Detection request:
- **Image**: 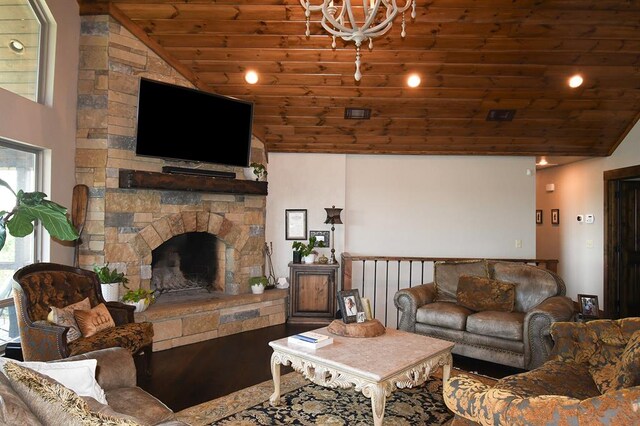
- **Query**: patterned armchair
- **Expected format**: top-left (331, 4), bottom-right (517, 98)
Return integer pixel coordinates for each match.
top-left (12, 263), bottom-right (154, 373)
top-left (443, 317), bottom-right (640, 425)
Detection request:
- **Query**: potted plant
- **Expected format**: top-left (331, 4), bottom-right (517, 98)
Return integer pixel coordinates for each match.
top-left (244, 162), bottom-right (268, 181)
top-left (0, 178), bottom-right (79, 252)
top-left (121, 287), bottom-right (155, 313)
top-left (93, 263), bottom-right (129, 302)
top-left (292, 236), bottom-right (325, 264)
top-left (249, 276), bottom-right (269, 294)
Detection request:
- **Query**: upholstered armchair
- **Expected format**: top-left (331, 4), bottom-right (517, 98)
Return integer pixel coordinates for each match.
top-left (12, 263), bottom-right (154, 373)
top-left (443, 318), bottom-right (640, 425)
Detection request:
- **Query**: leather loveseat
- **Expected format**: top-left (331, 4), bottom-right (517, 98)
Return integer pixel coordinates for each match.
top-left (394, 259), bottom-right (575, 370)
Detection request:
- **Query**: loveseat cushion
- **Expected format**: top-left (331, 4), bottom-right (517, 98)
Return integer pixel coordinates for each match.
top-left (466, 311), bottom-right (525, 341)
top-left (495, 359), bottom-right (600, 400)
top-left (612, 330), bottom-right (640, 390)
top-left (434, 260), bottom-right (488, 302)
top-left (416, 301), bottom-right (473, 330)
top-left (456, 275), bottom-right (515, 312)
top-left (489, 261), bottom-right (560, 312)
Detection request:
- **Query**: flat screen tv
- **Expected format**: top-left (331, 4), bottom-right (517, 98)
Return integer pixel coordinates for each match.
top-left (135, 77), bottom-right (253, 168)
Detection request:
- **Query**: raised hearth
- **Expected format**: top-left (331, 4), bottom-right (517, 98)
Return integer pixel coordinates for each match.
top-left (136, 288), bottom-right (288, 352)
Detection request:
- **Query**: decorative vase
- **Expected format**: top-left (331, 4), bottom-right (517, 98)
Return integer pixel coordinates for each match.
top-left (293, 251), bottom-right (302, 264)
top-left (101, 282), bottom-right (120, 302)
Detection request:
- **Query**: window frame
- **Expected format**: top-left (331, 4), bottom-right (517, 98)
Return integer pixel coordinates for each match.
top-left (0, 138), bottom-right (44, 354)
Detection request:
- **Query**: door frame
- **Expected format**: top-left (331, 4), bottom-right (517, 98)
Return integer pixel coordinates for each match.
top-left (604, 164), bottom-right (640, 319)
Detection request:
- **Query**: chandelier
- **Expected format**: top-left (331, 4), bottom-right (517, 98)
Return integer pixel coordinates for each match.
top-left (300, 0), bottom-right (417, 81)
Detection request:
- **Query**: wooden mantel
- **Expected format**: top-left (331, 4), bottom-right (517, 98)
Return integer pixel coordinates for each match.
top-left (118, 169), bottom-right (267, 195)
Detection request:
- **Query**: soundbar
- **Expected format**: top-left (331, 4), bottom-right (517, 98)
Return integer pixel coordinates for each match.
top-left (162, 166), bottom-right (236, 179)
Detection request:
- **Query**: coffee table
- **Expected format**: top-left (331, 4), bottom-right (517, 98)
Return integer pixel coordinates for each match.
top-left (269, 326), bottom-right (454, 426)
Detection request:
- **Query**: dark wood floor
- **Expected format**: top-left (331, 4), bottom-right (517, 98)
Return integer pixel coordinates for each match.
top-left (137, 323), bottom-right (524, 412)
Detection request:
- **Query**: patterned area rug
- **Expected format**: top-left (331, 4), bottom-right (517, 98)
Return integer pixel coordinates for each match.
top-left (176, 368), bottom-right (495, 425)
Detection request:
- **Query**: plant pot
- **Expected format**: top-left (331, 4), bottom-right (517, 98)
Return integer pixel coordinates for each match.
top-left (303, 253), bottom-right (317, 264)
top-left (292, 251), bottom-right (302, 264)
top-left (243, 168), bottom-right (256, 180)
top-left (251, 284), bottom-right (265, 294)
top-left (101, 282), bottom-right (120, 302)
top-left (124, 299), bottom-right (150, 313)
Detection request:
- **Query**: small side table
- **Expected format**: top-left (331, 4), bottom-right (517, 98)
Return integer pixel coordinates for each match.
top-left (288, 262), bottom-right (339, 324)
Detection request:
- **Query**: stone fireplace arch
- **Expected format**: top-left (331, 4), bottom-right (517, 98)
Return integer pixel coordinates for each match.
top-left (128, 211), bottom-right (252, 295)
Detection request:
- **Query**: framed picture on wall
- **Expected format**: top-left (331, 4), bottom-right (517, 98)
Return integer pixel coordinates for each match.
top-left (551, 209), bottom-right (560, 225)
top-left (285, 209), bottom-right (307, 240)
top-left (536, 210), bottom-right (543, 224)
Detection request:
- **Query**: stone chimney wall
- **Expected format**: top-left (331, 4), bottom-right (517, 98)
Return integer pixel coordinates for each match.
top-left (75, 15), bottom-right (267, 298)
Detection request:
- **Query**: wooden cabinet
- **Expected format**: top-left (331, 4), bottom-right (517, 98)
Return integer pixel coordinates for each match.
top-left (288, 262), bottom-right (339, 324)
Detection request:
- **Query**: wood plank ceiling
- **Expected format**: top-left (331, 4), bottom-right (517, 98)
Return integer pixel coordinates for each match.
top-left (77, 0), bottom-right (640, 158)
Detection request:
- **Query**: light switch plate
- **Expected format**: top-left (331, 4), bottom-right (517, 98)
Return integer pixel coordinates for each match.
top-left (585, 214), bottom-right (594, 224)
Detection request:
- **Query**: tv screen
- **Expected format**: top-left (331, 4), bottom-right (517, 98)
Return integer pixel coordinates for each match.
top-left (135, 78), bottom-right (253, 168)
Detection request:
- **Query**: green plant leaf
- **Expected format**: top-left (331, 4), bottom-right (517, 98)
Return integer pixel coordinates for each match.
top-left (0, 223), bottom-right (5, 252)
top-left (0, 179), bottom-right (16, 197)
top-left (10, 202), bottom-right (79, 241)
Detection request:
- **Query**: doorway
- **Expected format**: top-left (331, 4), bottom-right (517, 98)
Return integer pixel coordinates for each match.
top-left (604, 164), bottom-right (640, 319)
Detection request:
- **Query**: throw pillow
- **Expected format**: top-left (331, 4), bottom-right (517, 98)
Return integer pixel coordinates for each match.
top-left (433, 259), bottom-right (488, 302)
top-left (456, 275), bottom-right (516, 312)
top-left (0, 357), bottom-right (107, 404)
top-left (47, 297), bottom-right (91, 342)
top-left (74, 303), bottom-right (116, 338)
top-left (3, 361), bottom-right (140, 425)
top-left (611, 329), bottom-right (640, 391)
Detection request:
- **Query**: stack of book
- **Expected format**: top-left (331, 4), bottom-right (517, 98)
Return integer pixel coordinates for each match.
top-left (287, 331), bottom-right (334, 349)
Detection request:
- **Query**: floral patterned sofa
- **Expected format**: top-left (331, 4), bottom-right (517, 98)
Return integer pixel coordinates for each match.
top-left (443, 317), bottom-right (640, 425)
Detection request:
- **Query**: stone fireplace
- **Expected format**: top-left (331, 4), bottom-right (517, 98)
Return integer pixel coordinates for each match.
top-left (74, 15), bottom-right (286, 351)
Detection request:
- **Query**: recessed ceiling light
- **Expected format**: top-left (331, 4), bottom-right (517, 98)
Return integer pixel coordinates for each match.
top-left (537, 157), bottom-right (548, 166)
top-left (8, 39), bottom-right (25, 55)
top-left (407, 74), bottom-right (421, 88)
top-left (568, 74), bottom-right (583, 88)
top-left (245, 70), bottom-right (259, 84)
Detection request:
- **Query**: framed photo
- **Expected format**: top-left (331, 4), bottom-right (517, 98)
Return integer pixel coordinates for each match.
top-left (309, 230), bottom-right (330, 247)
top-left (551, 209), bottom-right (560, 225)
top-left (337, 289), bottom-right (363, 323)
top-left (578, 294), bottom-right (599, 318)
top-left (536, 209), bottom-right (543, 225)
top-left (285, 209), bottom-right (307, 240)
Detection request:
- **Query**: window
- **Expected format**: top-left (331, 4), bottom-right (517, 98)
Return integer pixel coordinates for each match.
top-left (0, 0), bottom-right (50, 102)
top-left (0, 139), bottom-right (42, 352)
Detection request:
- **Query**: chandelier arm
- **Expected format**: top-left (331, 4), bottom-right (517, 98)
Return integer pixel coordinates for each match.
top-left (382, 0), bottom-right (414, 14)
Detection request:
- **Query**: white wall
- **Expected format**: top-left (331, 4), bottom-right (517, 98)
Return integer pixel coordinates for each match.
top-left (265, 153), bottom-right (347, 280)
top-left (536, 123), bottom-right (640, 302)
top-left (0, 0), bottom-right (79, 264)
top-left (266, 153), bottom-right (537, 285)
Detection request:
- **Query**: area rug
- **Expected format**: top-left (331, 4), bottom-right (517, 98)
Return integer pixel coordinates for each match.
top-left (176, 368), bottom-right (495, 425)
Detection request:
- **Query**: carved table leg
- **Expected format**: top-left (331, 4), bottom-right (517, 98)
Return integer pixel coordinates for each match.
top-left (269, 352), bottom-right (282, 406)
top-left (363, 383), bottom-right (387, 426)
top-left (443, 353), bottom-right (452, 382)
